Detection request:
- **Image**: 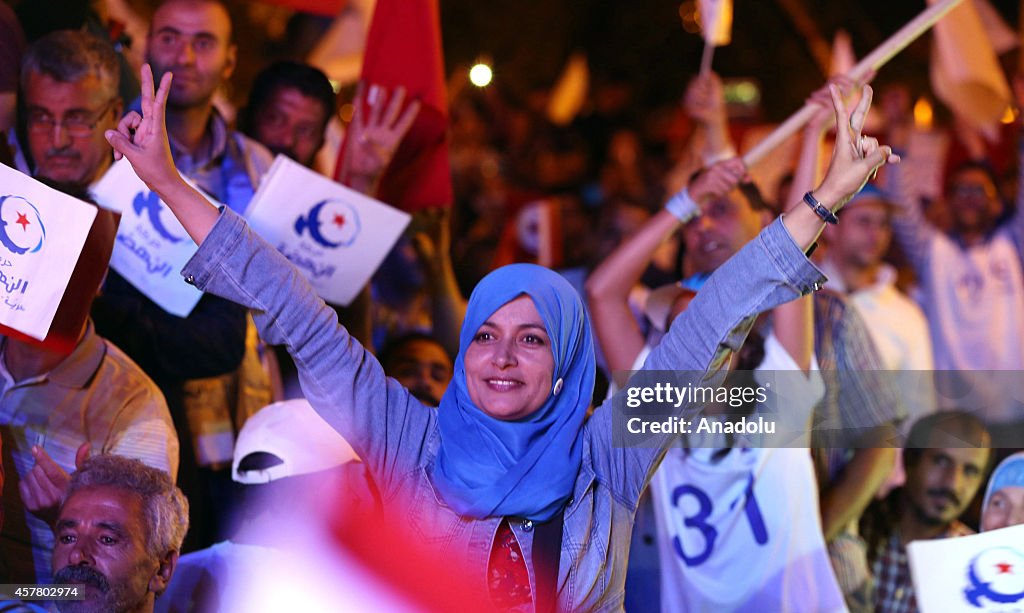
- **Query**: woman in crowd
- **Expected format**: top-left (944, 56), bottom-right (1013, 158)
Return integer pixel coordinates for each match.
top-left (981, 452), bottom-right (1024, 532)
top-left (106, 65), bottom-right (896, 611)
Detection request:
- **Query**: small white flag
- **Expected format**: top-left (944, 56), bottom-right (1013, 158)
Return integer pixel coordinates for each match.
top-left (929, 0), bottom-right (1012, 129)
top-left (245, 155), bottom-right (411, 306)
top-left (909, 523), bottom-right (1024, 612)
top-left (92, 158), bottom-right (212, 317)
top-left (0, 163), bottom-right (97, 340)
top-left (699, 0), bottom-right (733, 47)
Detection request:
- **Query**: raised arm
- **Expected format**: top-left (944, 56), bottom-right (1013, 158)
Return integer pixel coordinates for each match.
top-left (411, 207), bottom-right (467, 359)
top-left (589, 83), bottom-right (900, 504)
top-left (684, 71), bottom-right (737, 164)
top-left (106, 65), bottom-right (432, 492)
top-left (878, 87), bottom-right (939, 273)
top-left (586, 158), bottom-right (746, 375)
top-left (774, 80), bottom-right (849, 374)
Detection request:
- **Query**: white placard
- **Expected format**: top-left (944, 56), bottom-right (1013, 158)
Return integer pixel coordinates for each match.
top-left (0, 163), bottom-right (97, 339)
top-left (245, 155), bottom-right (411, 306)
top-left (909, 523), bottom-right (1024, 611)
top-left (92, 158), bottom-right (206, 317)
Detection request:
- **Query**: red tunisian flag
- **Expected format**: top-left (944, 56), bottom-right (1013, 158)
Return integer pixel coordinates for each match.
top-left (336, 0), bottom-right (452, 211)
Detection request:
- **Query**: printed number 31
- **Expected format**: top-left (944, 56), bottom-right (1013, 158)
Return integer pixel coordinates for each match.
top-left (671, 475), bottom-right (768, 567)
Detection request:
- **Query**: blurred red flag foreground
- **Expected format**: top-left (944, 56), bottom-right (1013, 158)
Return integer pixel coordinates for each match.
top-left (337, 0), bottom-right (453, 211)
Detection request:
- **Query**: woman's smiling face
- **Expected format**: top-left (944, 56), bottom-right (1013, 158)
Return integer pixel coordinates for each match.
top-left (463, 295), bottom-right (555, 420)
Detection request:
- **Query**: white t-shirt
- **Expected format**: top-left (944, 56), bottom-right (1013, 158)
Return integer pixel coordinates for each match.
top-left (646, 333), bottom-right (846, 613)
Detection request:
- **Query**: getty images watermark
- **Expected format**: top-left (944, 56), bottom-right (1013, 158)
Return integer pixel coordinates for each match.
top-left (610, 369), bottom-right (1024, 449)
top-left (624, 382), bottom-right (775, 436)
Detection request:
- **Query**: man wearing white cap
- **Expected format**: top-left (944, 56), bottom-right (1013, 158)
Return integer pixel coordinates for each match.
top-left (155, 399), bottom-right (385, 612)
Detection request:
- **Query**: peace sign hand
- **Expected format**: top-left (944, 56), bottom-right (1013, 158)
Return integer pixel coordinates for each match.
top-left (105, 64), bottom-right (178, 192)
top-left (812, 84), bottom-right (900, 211)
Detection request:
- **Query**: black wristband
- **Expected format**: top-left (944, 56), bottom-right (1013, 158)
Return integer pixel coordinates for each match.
top-left (803, 191), bottom-right (839, 225)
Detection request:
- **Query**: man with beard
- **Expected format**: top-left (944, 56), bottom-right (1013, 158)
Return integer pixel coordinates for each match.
top-left (237, 60), bottom-right (419, 189)
top-left (144, 0), bottom-right (272, 211)
top-left (237, 61), bottom-right (335, 170)
top-left (861, 411), bottom-right (992, 613)
top-left (51, 454), bottom-right (188, 613)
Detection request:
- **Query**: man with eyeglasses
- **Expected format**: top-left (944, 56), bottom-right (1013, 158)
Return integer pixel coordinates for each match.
top-left (3, 29), bottom-right (180, 581)
top-left (16, 30), bottom-right (122, 189)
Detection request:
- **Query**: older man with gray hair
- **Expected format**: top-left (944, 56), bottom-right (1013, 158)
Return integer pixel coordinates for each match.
top-left (50, 454), bottom-right (188, 613)
top-left (15, 29), bottom-right (122, 188)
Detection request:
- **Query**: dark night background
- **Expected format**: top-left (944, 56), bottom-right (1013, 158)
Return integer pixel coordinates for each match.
top-left (438, 0), bottom-right (1022, 120)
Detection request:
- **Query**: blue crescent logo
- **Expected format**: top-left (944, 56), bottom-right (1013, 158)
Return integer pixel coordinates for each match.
top-left (133, 191), bottom-right (184, 244)
top-left (294, 199), bottom-right (361, 249)
top-left (964, 546), bottom-right (1024, 607)
top-left (0, 195), bottom-right (46, 255)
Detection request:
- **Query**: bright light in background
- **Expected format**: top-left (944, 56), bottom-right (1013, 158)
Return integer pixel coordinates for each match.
top-left (913, 96), bottom-right (933, 131)
top-left (678, 1), bottom-right (700, 34)
top-left (469, 63), bottom-right (493, 87)
top-left (1001, 105), bottom-right (1017, 124)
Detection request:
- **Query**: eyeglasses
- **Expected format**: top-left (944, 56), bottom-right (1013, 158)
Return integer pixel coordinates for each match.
top-left (26, 99), bottom-right (117, 138)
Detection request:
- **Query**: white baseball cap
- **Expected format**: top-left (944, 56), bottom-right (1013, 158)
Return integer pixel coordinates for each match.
top-left (232, 399), bottom-right (359, 485)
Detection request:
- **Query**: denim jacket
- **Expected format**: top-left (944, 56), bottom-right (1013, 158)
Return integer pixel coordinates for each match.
top-left (181, 210), bottom-right (825, 612)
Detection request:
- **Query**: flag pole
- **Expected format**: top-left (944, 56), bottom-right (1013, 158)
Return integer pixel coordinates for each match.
top-left (700, 41), bottom-right (715, 75)
top-left (742, 0), bottom-right (966, 166)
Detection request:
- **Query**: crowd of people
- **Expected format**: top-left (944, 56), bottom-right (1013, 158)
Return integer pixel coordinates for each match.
top-left (0, 0), bottom-right (1022, 612)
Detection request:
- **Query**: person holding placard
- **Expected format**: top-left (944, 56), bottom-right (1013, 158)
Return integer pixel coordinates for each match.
top-left (105, 62), bottom-right (897, 611)
top-left (0, 187), bottom-right (178, 586)
top-left (860, 411), bottom-right (992, 613)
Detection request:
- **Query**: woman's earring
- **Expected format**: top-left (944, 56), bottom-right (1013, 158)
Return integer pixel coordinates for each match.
top-left (553, 378), bottom-right (564, 396)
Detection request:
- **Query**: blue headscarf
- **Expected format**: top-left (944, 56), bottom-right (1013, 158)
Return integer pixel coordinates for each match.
top-left (983, 452), bottom-right (1024, 516)
top-left (432, 263), bottom-right (595, 521)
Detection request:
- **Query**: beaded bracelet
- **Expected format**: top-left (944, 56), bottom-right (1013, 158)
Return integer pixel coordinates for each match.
top-left (803, 191), bottom-right (839, 225)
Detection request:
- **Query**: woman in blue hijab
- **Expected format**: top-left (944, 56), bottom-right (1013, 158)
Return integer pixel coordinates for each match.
top-left (433, 264), bottom-right (595, 522)
top-left (111, 67), bottom-right (896, 611)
